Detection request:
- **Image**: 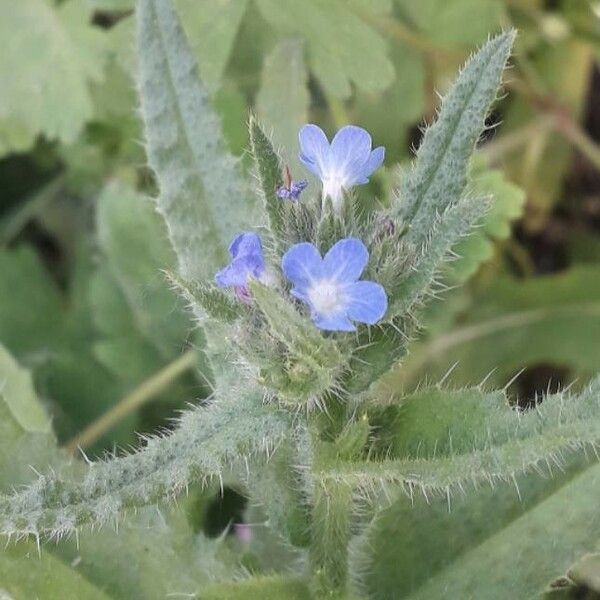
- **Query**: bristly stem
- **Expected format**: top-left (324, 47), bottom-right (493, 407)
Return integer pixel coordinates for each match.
top-left (64, 349), bottom-right (197, 454)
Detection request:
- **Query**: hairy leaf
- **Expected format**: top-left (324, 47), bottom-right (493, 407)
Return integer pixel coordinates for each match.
top-left (0, 387), bottom-right (289, 538)
top-left (398, 31), bottom-right (515, 242)
top-left (137, 0), bottom-right (252, 283)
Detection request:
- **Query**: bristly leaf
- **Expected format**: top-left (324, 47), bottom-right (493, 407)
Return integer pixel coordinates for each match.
top-left (137, 0), bottom-right (253, 284)
top-left (388, 195), bottom-right (490, 319)
top-left (0, 388), bottom-right (289, 539)
top-left (319, 376), bottom-right (600, 503)
top-left (165, 270), bottom-right (242, 324)
top-left (249, 116), bottom-right (285, 240)
top-left (396, 31), bottom-right (515, 243)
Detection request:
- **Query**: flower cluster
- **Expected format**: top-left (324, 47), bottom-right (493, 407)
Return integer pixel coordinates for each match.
top-left (216, 124), bottom-right (388, 331)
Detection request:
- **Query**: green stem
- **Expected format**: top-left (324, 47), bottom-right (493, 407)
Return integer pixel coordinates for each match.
top-left (64, 349), bottom-right (197, 453)
top-left (310, 478), bottom-right (353, 597)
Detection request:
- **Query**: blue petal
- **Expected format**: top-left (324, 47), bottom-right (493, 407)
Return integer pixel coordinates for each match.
top-left (321, 238), bottom-right (369, 283)
top-left (329, 126), bottom-right (372, 185)
top-left (216, 232), bottom-right (265, 288)
top-left (355, 146), bottom-right (385, 184)
top-left (215, 258), bottom-right (250, 288)
top-left (282, 242), bottom-right (323, 291)
top-left (345, 281), bottom-right (388, 324)
top-left (229, 232), bottom-right (263, 259)
top-left (312, 311), bottom-right (356, 332)
top-left (298, 124), bottom-right (330, 178)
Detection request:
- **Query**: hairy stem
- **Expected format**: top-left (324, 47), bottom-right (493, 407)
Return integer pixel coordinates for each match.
top-left (310, 478), bottom-right (354, 597)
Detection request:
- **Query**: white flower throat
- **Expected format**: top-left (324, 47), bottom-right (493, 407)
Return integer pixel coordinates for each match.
top-left (308, 280), bottom-right (344, 316)
top-left (321, 173), bottom-right (346, 206)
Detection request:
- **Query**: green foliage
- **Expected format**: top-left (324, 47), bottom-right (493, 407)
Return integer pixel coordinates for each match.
top-left (256, 39), bottom-right (309, 171)
top-left (0, 0), bottom-right (107, 155)
top-left (255, 0), bottom-right (395, 99)
top-left (0, 542), bottom-right (113, 600)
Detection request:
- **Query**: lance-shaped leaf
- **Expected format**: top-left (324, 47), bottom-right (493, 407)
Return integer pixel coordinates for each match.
top-left (318, 376), bottom-right (600, 500)
top-left (397, 31), bottom-right (515, 244)
top-left (400, 461), bottom-right (600, 600)
top-left (388, 195), bottom-right (489, 318)
top-left (0, 386), bottom-right (289, 539)
top-left (350, 452), bottom-right (588, 599)
top-left (137, 0), bottom-right (252, 283)
top-left (249, 116), bottom-right (285, 240)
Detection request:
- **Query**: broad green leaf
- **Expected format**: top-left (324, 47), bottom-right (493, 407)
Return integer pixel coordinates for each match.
top-left (0, 246), bottom-right (135, 447)
top-left (392, 266), bottom-right (600, 390)
top-left (353, 454), bottom-right (587, 599)
top-left (349, 382), bottom-right (600, 597)
top-left (137, 0), bottom-right (252, 284)
top-left (256, 39), bottom-right (309, 172)
top-left (0, 0), bottom-right (107, 155)
top-left (322, 377), bottom-right (600, 502)
top-left (255, 0), bottom-right (395, 98)
top-left (402, 461), bottom-right (600, 599)
top-left (0, 542), bottom-right (113, 600)
top-left (0, 247), bottom-right (64, 358)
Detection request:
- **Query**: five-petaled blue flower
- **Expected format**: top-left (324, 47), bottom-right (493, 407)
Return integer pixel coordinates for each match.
top-left (282, 238), bottom-right (387, 331)
top-left (215, 232), bottom-right (266, 303)
top-left (298, 124), bottom-right (385, 208)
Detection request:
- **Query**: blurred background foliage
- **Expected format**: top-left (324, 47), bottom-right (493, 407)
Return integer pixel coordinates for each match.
top-left (1, 2), bottom-right (600, 591)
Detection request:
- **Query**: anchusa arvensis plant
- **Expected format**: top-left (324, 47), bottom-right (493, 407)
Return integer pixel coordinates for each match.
top-left (5, 3), bottom-right (600, 598)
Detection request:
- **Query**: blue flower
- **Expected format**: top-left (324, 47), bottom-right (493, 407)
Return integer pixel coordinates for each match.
top-left (282, 238), bottom-right (387, 332)
top-left (298, 124), bottom-right (385, 208)
top-left (215, 232), bottom-right (266, 302)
